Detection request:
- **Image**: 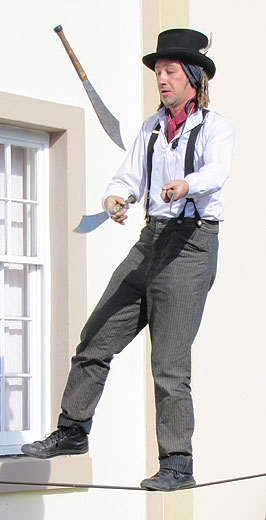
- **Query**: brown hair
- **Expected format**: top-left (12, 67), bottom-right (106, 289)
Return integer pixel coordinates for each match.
top-left (197, 71), bottom-right (210, 108)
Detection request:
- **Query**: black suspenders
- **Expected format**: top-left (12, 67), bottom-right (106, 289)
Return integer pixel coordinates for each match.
top-left (146, 109), bottom-right (208, 226)
top-left (145, 123), bottom-right (160, 220)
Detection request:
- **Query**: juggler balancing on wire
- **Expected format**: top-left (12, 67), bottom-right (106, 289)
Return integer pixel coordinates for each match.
top-left (22, 28), bottom-right (235, 492)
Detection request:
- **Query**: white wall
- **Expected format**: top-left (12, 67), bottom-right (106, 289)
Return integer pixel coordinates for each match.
top-left (0, 488), bottom-right (145, 520)
top-left (190, 1), bottom-right (266, 518)
top-left (1, 1), bottom-right (265, 518)
top-left (0, 0), bottom-right (146, 518)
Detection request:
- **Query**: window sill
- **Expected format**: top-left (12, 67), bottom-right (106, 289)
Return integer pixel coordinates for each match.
top-left (0, 454), bottom-right (92, 494)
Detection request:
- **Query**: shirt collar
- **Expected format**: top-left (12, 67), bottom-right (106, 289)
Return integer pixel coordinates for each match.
top-left (158, 106), bottom-right (205, 138)
top-left (166, 102), bottom-right (198, 143)
top-left (166, 106), bottom-right (188, 127)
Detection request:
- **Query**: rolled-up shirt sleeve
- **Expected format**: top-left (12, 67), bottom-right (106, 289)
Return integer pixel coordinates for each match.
top-left (186, 116), bottom-right (235, 199)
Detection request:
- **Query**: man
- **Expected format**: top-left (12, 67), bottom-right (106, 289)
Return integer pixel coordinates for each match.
top-left (22, 29), bottom-right (234, 491)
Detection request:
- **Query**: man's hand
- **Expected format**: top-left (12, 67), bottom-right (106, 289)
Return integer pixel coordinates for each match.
top-left (104, 196), bottom-right (128, 225)
top-left (161, 180), bottom-right (189, 203)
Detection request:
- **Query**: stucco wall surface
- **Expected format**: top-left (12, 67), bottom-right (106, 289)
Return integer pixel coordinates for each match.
top-left (0, 0), bottom-right (146, 519)
top-left (189, 1), bottom-right (266, 518)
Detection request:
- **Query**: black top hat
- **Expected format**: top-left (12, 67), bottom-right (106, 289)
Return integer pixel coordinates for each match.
top-left (142, 29), bottom-right (216, 79)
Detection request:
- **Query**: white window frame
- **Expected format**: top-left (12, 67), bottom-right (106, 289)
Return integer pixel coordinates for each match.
top-left (0, 125), bottom-right (50, 455)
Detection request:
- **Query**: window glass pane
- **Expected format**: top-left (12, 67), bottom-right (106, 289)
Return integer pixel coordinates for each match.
top-left (0, 379), bottom-right (2, 430)
top-left (4, 264), bottom-right (30, 317)
top-left (4, 320), bottom-right (30, 374)
top-left (27, 148), bottom-right (37, 201)
top-left (5, 377), bottom-right (30, 431)
top-left (0, 318), bottom-right (3, 373)
top-left (0, 144), bottom-right (6, 197)
top-left (0, 201), bottom-right (6, 254)
top-left (11, 202), bottom-right (37, 256)
top-left (11, 146), bottom-right (37, 201)
top-left (11, 146), bottom-right (24, 199)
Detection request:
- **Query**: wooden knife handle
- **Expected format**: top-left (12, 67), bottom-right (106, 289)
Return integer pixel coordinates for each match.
top-left (109, 195), bottom-right (136, 215)
top-left (167, 189), bottom-right (174, 200)
top-left (54, 25), bottom-right (87, 82)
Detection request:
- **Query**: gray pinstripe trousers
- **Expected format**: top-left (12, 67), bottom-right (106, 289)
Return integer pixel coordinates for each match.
top-left (59, 216), bottom-right (219, 462)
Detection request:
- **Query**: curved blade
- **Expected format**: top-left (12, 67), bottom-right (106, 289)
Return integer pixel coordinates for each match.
top-left (74, 211), bottom-right (108, 233)
top-left (54, 26), bottom-right (126, 151)
top-left (83, 79), bottom-right (126, 151)
top-left (74, 195), bottom-right (136, 234)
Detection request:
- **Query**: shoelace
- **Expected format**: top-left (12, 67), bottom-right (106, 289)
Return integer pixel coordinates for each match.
top-left (152, 468), bottom-right (180, 479)
top-left (40, 429), bottom-right (66, 448)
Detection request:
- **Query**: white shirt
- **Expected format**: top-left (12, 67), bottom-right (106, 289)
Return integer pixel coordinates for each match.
top-left (104, 108), bottom-right (235, 221)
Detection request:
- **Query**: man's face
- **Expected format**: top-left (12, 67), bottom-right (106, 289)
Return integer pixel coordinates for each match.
top-left (155, 59), bottom-right (196, 112)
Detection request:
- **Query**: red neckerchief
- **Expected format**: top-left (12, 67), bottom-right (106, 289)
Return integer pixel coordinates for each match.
top-left (166, 103), bottom-right (197, 144)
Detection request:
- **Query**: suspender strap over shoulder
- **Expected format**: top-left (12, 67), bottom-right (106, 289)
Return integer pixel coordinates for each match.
top-left (145, 123), bottom-right (160, 221)
top-left (184, 108), bottom-right (208, 176)
top-left (145, 109), bottom-right (208, 223)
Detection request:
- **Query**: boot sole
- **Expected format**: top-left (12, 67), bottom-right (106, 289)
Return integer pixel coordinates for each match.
top-left (21, 447), bottom-right (88, 459)
top-left (141, 478), bottom-right (196, 492)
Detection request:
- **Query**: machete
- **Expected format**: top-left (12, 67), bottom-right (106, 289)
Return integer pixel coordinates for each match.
top-left (54, 25), bottom-right (126, 151)
top-left (74, 195), bottom-right (136, 233)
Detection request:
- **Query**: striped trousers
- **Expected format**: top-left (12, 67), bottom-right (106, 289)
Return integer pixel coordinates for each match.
top-left (59, 216), bottom-right (219, 466)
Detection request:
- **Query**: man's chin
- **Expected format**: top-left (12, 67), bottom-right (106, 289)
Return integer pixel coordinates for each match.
top-left (161, 97), bottom-right (175, 108)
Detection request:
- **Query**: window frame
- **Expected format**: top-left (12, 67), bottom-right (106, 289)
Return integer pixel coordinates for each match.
top-left (0, 125), bottom-right (50, 455)
top-left (0, 91), bottom-right (91, 493)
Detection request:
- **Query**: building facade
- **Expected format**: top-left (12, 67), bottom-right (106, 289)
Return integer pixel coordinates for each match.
top-left (0, 1), bottom-right (265, 519)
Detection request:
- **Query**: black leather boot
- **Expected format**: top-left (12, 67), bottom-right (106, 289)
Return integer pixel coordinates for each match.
top-left (21, 426), bottom-right (88, 459)
top-left (140, 468), bottom-right (196, 491)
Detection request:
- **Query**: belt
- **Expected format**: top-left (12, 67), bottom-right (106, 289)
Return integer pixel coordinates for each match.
top-left (147, 216), bottom-right (219, 225)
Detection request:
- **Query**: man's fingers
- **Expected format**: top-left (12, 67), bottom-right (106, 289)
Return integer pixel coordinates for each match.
top-left (104, 196), bottom-right (126, 212)
top-left (109, 201), bottom-right (126, 215)
top-left (111, 208), bottom-right (128, 225)
top-left (111, 215), bottom-right (128, 225)
top-left (161, 181), bottom-right (189, 203)
top-left (161, 189), bottom-right (168, 201)
top-left (161, 188), bottom-right (175, 202)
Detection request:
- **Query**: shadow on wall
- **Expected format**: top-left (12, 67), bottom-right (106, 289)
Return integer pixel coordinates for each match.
top-left (0, 457), bottom-right (51, 494)
top-left (0, 458), bottom-right (51, 520)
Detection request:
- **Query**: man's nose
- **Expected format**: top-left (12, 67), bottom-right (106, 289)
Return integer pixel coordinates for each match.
top-left (158, 72), bottom-right (167, 84)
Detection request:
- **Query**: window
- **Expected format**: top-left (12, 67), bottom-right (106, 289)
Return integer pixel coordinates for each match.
top-left (0, 126), bottom-right (49, 455)
top-left (0, 92), bottom-right (89, 491)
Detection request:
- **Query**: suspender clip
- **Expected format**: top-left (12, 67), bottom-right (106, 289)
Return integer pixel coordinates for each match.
top-left (177, 198), bottom-right (203, 227)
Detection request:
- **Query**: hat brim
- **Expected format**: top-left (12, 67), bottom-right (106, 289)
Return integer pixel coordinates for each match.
top-left (142, 49), bottom-right (216, 79)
